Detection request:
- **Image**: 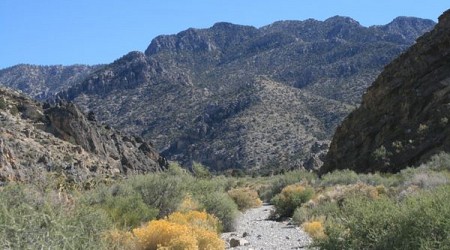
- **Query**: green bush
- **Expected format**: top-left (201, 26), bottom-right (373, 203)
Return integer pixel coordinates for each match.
top-left (82, 183), bottom-right (158, 229)
top-left (397, 166), bottom-right (449, 190)
top-left (423, 152), bottom-right (450, 171)
top-left (293, 200), bottom-right (340, 225)
top-left (358, 172), bottom-right (399, 187)
top-left (320, 169), bottom-right (359, 186)
top-left (0, 184), bottom-right (113, 249)
top-left (316, 185), bottom-right (450, 250)
top-left (259, 170), bottom-right (317, 201)
top-left (102, 194), bottom-right (158, 229)
top-left (271, 184), bottom-right (314, 218)
top-left (130, 173), bottom-right (192, 217)
top-left (189, 177), bottom-right (229, 196)
top-left (192, 161), bottom-right (212, 179)
top-left (197, 192), bottom-right (238, 232)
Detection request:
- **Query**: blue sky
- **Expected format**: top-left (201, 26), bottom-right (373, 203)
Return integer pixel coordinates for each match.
top-left (0, 1), bottom-right (448, 69)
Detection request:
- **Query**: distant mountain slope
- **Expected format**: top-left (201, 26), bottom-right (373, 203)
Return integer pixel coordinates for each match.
top-left (322, 10), bottom-right (450, 174)
top-left (0, 64), bottom-right (101, 100)
top-left (56, 16), bottom-right (434, 172)
top-left (0, 87), bottom-right (165, 183)
top-left (0, 16), bottom-right (435, 172)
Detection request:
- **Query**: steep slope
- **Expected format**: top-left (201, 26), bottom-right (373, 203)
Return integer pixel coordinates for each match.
top-left (322, 10), bottom-right (450, 174)
top-left (0, 64), bottom-right (100, 100)
top-left (0, 87), bottom-right (165, 184)
top-left (56, 16), bottom-right (434, 171)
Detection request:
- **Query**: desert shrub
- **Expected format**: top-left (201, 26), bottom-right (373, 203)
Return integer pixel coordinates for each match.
top-left (293, 182), bottom-right (384, 226)
top-left (228, 187), bottom-right (262, 211)
top-left (358, 172), bottom-right (399, 187)
top-left (422, 152), bottom-right (450, 171)
top-left (293, 200), bottom-right (340, 225)
top-left (130, 172), bottom-right (192, 217)
top-left (320, 169), bottom-right (359, 186)
top-left (102, 194), bottom-right (158, 229)
top-left (186, 176), bottom-right (240, 231)
top-left (167, 210), bottom-right (221, 232)
top-left (302, 220), bottom-right (326, 240)
top-left (177, 194), bottom-right (201, 212)
top-left (189, 177), bottom-right (229, 196)
top-left (192, 161), bottom-right (212, 179)
top-left (399, 167), bottom-right (448, 189)
top-left (196, 192), bottom-right (238, 232)
top-left (271, 184), bottom-right (314, 218)
top-left (394, 185), bottom-right (450, 249)
top-left (105, 230), bottom-right (138, 249)
top-left (335, 183), bottom-right (381, 201)
top-left (132, 211), bottom-right (224, 250)
top-left (0, 184), bottom-right (112, 249)
top-left (316, 185), bottom-right (450, 250)
top-left (259, 170), bottom-right (317, 201)
top-left (82, 183), bottom-right (158, 229)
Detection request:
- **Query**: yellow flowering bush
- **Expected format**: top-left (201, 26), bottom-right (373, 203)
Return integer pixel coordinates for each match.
top-left (132, 211), bottom-right (224, 250)
top-left (177, 195), bottom-right (200, 213)
top-left (227, 187), bottom-right (262, 211)
top-left (271, 184), bottom-right (314, 217)
top-left (302, 220), bottom-right (326, 240)
top-left (167, 211), bottom-right (220, 232)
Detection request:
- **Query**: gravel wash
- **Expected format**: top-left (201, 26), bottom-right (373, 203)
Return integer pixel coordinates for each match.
top-left (221, 204), bottom-right (313, 249)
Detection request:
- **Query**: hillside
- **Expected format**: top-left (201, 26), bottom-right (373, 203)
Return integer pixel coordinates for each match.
top-left (2, 16), bottom-right (435, 171)
top-left (0, 64), bottom-right (100, 100)
top-left (0, 87), bottom-right (165, 184)
top-left (322, 10), bottom-right (450, 174)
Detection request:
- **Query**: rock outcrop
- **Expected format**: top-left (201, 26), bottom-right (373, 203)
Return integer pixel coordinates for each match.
top-left (322, 10), bottom-right (450, 174)
top-left (0, 87), bottom-right (165, 183)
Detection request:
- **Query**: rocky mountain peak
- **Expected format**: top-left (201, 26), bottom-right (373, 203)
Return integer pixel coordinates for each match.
top-left (381, 16), bottom-right (436, 42)
top-left (145, 22), bottom-right (258, 57)
top-left (324, 15), bottom-right (361, 26)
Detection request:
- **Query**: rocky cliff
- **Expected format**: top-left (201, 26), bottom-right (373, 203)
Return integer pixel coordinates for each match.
top-left (0, 87), bottom-right (165, 184)
top-left (322, 10), bottom-right (450, 174)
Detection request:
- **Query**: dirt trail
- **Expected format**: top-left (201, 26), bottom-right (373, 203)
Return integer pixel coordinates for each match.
top-left (221, 204), bottom-right (312, 249)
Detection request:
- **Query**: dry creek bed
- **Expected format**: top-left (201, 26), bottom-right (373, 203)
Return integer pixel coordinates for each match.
top-left (221, 204), bottom-right (313, 250)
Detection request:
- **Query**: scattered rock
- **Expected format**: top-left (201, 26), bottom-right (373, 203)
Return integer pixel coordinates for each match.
top-left (229, 237), bottom-right (250, 248)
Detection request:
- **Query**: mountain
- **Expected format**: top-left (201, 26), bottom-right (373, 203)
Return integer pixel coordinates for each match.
top-left (321, 10), bottom-right (450, 174)
top-left (1, 16), bottom-right (435, 172)
top-left (0, 64), bottom-right (100, 100)
top-left (0, 87), bottom-right (166, 184)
